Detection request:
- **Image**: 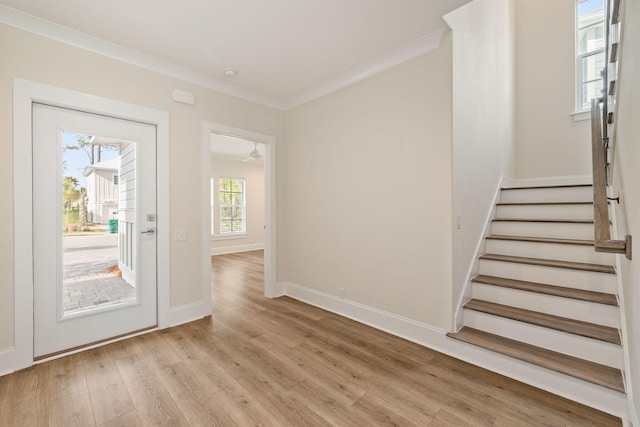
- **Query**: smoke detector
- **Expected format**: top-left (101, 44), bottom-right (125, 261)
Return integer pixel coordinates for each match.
top-left (224, 68), bottom-right (238, 78)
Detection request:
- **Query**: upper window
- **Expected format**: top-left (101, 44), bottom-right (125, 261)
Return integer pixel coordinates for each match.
top-left (219, 178), bottom-right (246, 234)
top-left (576, 0), bottom-right (606, 112)
top-left (113, 174), bottom-right (119, 185)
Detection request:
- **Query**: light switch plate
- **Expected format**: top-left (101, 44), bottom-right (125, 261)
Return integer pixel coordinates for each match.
top-left (175, 229), bottom-right (187, 241)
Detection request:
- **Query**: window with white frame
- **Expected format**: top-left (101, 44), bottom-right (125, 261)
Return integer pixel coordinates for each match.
top-left (210, 178), bottom-right (216, 236)
top-left (576, 0), bottom-right (606, 112)
top-left (218, 178), bottom-right (246, 234)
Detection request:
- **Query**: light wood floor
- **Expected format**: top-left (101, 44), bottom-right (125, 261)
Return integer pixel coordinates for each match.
top-left (0, 250), bottom-right (621, 426)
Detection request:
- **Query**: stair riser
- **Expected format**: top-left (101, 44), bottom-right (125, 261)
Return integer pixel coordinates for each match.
top-left (495, 204), bottom-right (594, 220)
top-left (484, 239), bottom-right (614, 265)
top-left (500, 187), bottom-right (593, 203)
top-left (470, 283), bottom-right (620, 328)
top-left (463, 310), bottom-right (623, 369)
top-left (491, 221), bottom-right (594, 240)
top-left (478, 260), bottom-right (617, 294)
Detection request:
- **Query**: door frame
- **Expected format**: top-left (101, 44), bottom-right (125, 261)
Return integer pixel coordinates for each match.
top-left (202, 121), bottom-right (277, 298)
top-left (12, 78), bottom-right (170, 370)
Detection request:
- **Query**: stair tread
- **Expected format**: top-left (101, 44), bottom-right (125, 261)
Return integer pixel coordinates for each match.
top-left (479, 253), bottom-right (616, 274)
top-left (492, 218), bottom-right (594, 223)
top-left (472, 274), bottom-right (618, 306)
top-left (446, 327), bottom-right (625, 393)
top-left (501, 184), bottom-right (593, 190)
top-left (463, 299), bottom-right (621, 344)
top-left (485, 235), bottom-right (595, 246)
top-left (496, 201), bottom-right (593, 206)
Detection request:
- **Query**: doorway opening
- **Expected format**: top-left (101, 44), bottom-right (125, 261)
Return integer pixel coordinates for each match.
top-left (201, 121), bottom-right (276, 302)
top-left (210, 134), bottom-right (266, 308)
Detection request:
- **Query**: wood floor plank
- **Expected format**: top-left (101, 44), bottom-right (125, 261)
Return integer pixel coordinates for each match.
top-left (0, 364), bottom-right (50, 426)
top-left (290, 379), bottom-right (370, 426)
top-left (351, 392), bottom-right (422, 427)
top-left (47, 352), bottom-right (87, 399)
top-left (82, 346), bottom-right (136, 425)
top-left (429, 408), bottom-right (477, 427)
top-left (319, 314), bottom-right (440, 366)
top-left (331, 343), bottom-right (498, 426)
top-left (156, 361), bottom-right (244, 426)
top-left (252, 334), bottom-right (367, 406)
top-left (99, 410), bottom-right (143, 427)
top-left (133, 329), bottom-right (183, 371)
top-left (362, 375), bottom-right (439, 424)
top-left (49, 389), bottom-right (96, 427)
top-left (116, 354), bottom-right (189, 426)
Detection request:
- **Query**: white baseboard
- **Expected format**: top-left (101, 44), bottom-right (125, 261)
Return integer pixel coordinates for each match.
top-left (279, 281), bottom-right (629, 419)
top-left (502, 174), bottom-right (592, 188)
top-left (168, 301), bottom-right (212, 327)
top-left (0, 346), bottom-right (16, 377)
top-left (283, 281), bottom-right (448, 343)
top-left (628, 397), bottom-right (639, 427)
top-left (211, 243), bottom-right (264, 256)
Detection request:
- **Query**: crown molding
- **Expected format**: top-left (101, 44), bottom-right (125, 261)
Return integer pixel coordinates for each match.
top-left (0, 5), bottom-right (286, 110)
top-left (1, 5), bottom-right (446, 111)
top-left (282, 27), bottom-right (447, 110)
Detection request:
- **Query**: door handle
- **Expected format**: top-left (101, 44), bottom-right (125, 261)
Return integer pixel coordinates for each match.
top-left (141, 228), bottom-right (156, 234)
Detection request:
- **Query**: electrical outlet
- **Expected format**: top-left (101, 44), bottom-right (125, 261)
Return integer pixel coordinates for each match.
top-left (339, 288), bottom-right (345, 298)
top-left (456, 214), bottom-right (462, 230)
top-left (175, 229), bottom-right (187, 241)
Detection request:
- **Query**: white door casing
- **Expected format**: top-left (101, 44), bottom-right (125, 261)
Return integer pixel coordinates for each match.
top-left (12, 79), bottom-right (170, 370)
top-left (32, 103), bottom-right (157, 357)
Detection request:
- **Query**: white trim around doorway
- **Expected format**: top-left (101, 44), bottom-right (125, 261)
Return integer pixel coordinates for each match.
top-left (202, 121), bottom-right (277, 298)
top-left (10, 78), bottom-right (170, 373)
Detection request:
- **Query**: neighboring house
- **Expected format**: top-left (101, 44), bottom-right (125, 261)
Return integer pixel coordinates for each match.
top-left (83, 157), bottom-right (119, 224)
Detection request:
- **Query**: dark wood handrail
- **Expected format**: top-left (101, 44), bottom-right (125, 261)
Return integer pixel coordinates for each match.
top-left (590, 99), bottom-right (631, 259)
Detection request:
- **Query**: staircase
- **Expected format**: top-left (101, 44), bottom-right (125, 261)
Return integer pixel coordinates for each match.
top-left (448, 183), bottom-right (627, 398)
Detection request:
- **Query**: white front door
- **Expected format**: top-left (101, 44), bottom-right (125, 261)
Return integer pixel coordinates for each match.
top-left (32, 103), bottom-right (158, 358)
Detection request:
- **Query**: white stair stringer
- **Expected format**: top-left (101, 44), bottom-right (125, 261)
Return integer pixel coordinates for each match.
top-left (462, 309), bottom-right (623, 369)
top-left (484, 238), bottom-right (615, 265)
top-left (470, 283), bottom-right (620, 328)
top-left (478, 260), bottom-right (618, 294)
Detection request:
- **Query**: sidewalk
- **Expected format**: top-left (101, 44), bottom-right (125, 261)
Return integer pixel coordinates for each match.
top-left (63, 232), bottom-right (136, 313)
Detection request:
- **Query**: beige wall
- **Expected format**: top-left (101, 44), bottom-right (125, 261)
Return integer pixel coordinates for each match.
top-left (515, 0), bottom-right (592, 178)
top-left (280, 36), bottom-right (453, 329)
top-left (445, 0), bottom-right (517, 323)
top-left (611, 0), bottom-right (640, 418)
top-left (0, 23), bottom-right (283, 350)
top-left (210, 157), bottom-right (265, 252)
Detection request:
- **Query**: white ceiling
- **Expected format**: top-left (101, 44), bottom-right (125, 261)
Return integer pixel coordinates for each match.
top-left (211, 133), bottom-right (265, 161)
top-left (0, 0), bottom-right (469, 108)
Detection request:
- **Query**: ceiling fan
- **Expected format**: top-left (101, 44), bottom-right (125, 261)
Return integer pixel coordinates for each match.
top-left (243, 142), bottom-right (263, 162)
